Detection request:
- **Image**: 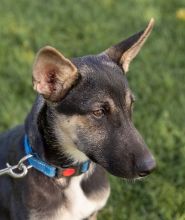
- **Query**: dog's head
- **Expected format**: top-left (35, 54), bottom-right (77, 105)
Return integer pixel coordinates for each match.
top-left (32, 19), bottom-right (156, 179)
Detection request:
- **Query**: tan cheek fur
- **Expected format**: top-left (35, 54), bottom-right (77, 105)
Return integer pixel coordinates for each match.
top-left (125, 90), bottom-right (132, 108)
top-left (53, 115), bottom-right (88, 163)
top-left (53, 114), bottom-right (107, 163)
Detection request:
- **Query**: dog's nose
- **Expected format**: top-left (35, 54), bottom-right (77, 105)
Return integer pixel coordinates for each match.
top-left (137, 157), bottom-right (156, 177)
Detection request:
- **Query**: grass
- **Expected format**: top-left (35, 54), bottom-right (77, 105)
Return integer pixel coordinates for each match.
top-left (0, 0), bottom-right (185, 219)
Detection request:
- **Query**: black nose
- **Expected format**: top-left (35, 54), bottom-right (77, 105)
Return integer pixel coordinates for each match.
top-left (137, 157), bottom-right (156, 177)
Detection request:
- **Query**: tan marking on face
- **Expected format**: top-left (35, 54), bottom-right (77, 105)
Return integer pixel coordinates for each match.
top-left (125, 90), bottom-right (132, 108)
top-left (53, 115), bottom-right (88, 163)
top-left (53, 113), bottom-right (107, 163)
top-left (106, 97), bottom-right (116, 112)
top-left (92, 97), bottom-right (117, 115)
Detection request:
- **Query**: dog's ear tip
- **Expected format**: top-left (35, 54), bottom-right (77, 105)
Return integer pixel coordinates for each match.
top-left (149, 17), bottom-right (155, 24)
top-left (37, 46), bottom-right (58, 55)
top-left (147, 18), bottom-right (155, 30)
top-left (104, 19), bottom-right (155, 73)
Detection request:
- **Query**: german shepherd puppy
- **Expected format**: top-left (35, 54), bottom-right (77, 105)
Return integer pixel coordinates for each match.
top-left (0, 19), bottom-right (156, 220)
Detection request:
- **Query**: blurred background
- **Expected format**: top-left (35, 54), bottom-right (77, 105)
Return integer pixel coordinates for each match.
top-left (0, 0), bottom-right (185, 219)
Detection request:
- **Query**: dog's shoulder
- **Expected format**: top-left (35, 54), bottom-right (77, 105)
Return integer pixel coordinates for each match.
top-left (0, 125), bottom-right (25, 165)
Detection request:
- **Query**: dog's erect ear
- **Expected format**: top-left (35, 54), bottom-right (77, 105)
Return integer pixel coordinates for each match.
top-left (33, 46), bottom-right (78, 102)
top-left (105, 18), bottom-right (154, 73)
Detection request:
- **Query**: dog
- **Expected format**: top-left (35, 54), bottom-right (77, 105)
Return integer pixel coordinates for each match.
top-left (0, 18), bottom-right (156, 220)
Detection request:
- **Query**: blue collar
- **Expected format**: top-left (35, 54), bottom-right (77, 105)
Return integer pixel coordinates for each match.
top-left (24, 135), bottom-right (91, 178)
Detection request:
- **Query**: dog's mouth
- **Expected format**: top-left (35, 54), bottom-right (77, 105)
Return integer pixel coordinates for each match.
top-left (123, 176), bottom-right (145, 183)
top-left (99, 161), bottom-right (155, 180)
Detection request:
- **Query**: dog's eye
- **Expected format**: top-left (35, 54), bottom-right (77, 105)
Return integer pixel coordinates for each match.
top-left (92, 109), bottom-right (105, 118)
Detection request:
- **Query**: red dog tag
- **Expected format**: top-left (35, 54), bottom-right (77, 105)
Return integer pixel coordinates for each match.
top-left (62, 168), bottom-right (76, 177)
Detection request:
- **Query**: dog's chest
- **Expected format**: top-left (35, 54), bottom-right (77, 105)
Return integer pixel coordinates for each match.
top-left (29, 175), bottom-right (109, 220)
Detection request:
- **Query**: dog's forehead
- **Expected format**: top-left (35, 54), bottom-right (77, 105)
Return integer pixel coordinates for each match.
top-left (72, 54), bottom-right (119, 74)
top-left (71, 55), bottom-right (129, 92)
top-left (56, 54), bottom-right (132, 113)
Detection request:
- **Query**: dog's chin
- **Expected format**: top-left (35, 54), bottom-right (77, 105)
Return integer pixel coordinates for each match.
top-left (92, 161), bottom-right (147, 182)
top-left (123, 176), bottom-right (145, 183)
top-left (107, 169), bottom-right (146, 182)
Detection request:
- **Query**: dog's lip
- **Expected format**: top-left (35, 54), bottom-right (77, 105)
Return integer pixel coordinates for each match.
top-left (108, 170), bottom-right (145, 180)
top-left (122, 176), bottom-right (145, 182)
top-left (138, 172), bottom-right (151, 177)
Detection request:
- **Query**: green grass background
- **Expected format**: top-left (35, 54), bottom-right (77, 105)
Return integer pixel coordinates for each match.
top-left (0, 0), bottom-right (185, 219)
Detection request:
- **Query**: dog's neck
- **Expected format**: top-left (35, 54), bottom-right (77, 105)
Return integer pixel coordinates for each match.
top-left (39, 104), bottom-right (76, 167)
top-left (25, 96), bottom-right (78, 168)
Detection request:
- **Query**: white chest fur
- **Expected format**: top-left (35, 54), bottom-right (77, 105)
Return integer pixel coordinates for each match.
top-left (29, 174), bottom-right (110, 220)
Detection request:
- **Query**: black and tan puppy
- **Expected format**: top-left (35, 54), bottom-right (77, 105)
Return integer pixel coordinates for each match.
top-left (0, 19), bottom-right (156, 220)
